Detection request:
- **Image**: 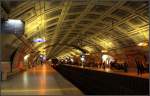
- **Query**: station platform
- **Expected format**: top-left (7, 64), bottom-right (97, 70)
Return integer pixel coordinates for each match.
top-left (64, 64), bottom-right (149, 79)
top-left (1, 64), bottom-right (83, 95)
top-left (54, 64), bottom-right (149, 95)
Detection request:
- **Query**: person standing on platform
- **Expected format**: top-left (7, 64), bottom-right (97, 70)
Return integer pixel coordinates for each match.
top-left (99, 61), bottom-right (102, 68)
top-left (135, 58), bottom-right (143, 75)
top-left (139, 63), bottom-right (144, 74)
top-left (135, 59), bottom-right (140, 75)
top-left (123, 62), bottom-right (128, 72)
top-left (102, 61), bottom-right (106, 70)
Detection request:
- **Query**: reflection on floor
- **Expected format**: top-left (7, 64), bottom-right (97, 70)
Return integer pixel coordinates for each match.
top-left (1, 64), bottom-right (83, 95)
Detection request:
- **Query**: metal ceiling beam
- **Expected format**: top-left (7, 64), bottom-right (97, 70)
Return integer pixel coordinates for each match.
top-left (53, 38), bottom-right (102, 57)
top-left (6, 0), bottom-right (149, 59)
top-left (53, 1), bottom-right (126, 57)
top-left (47, 0), bottom-right (72, 57)
top-left (46, 43), bottom-right (88, 59)
top-left (49, 0), bottom-right (97, 57)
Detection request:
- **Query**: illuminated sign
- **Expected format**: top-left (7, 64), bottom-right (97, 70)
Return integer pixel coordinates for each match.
top-left (1, 19), bottom-right (25, 36)
top-left (33, 38), bottom-right (46, 42)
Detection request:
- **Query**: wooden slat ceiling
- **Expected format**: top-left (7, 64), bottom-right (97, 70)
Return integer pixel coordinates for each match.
top-left (5, 0), bottom-right (149, 58)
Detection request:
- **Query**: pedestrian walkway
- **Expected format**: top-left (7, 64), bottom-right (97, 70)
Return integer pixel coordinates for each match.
top-left (1, 64), bottom-right (83, 95)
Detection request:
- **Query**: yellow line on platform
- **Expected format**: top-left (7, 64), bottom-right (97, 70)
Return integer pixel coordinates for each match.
top-left (1, 88), bottom-right (78, 92)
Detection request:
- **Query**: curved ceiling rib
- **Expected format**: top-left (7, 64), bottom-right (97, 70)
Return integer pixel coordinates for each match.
top-left (4, 0), bottom-right (149, 59)
top-left (49, 0), bottom-right (97, 57)
top-left (44, 43), bottom-right (88, 57)
top-left (53, 1), bottom-right (127, 57)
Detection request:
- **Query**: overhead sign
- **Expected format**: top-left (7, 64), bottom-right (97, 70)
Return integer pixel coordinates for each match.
top-left (1, 19), bottom-right (25, 37)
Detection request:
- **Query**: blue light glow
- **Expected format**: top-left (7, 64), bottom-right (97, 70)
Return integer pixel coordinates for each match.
top-left (33, 38), bottom-right (46, 42)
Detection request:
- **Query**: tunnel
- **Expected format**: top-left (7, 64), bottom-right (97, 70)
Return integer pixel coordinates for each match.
top-left (0, 0), bottom-right (149, 95)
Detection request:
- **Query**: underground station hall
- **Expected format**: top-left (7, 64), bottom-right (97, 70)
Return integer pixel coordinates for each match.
top-left (0, 0), bottom-right (149, 95)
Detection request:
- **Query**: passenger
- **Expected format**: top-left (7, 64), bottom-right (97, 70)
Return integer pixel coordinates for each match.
top-left (41, 60), bottom-right (43, 65)
top-left (102, 61), bottom-right (105, 70)
top-left (99, 62), bottom-right (102, 68)
top-left (140, 63), bottom-right (144, 74)
top-left (123, 62), bottom-right (128, 72)
top-left (138, 64), bottom-right (140, 75)
top-left (141, 60), bottom-right (146, 73)
top-left (120, 64), bottom-right (124, 70)
top-left (135, 59), bottom-right (142, 75)
top-left (110, 61), bottom-right (113, 69)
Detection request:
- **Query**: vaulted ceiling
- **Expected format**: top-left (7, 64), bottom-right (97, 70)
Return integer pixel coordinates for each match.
top-left (1, 0), bottom-right (149, 59)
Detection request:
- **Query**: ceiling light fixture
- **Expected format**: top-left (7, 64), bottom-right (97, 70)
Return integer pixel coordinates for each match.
top-left (101, 50), bottom-right (108, 53)
top-left (7, 19), bottom-right (22, 24)
top-left (33, 38), bottom-right (46, 42)
top-left (137, 42), bottom-right (148, 47)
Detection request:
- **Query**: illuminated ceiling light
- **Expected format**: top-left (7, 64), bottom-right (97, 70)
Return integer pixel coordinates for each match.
top-left (33, 38), bottom-right (46, 42)
top-left (71, 58), bottom-right (74, 62)
top-left (43, 56), bottom-right (46, 60)
top-left (81, 57), bottom-right (85, 62)
top-left (101, 50), bottom-right (108, 53)
top-left (40, 55), bottom-right (43, 57)
top-left (102, 54), bottom-right (108, 62)
top-left (137, 42), bottom-right (148, 47)
top-left (83, 46), bottom-right (94, 52)
top-left (108, 42), bottom-right (112, 45)
top-left (24, 54), bottom-right (30, 60)
top-left (85, 53), bottom-right (90, 55)
top-left (7, 19), bottom-right (22, 24)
